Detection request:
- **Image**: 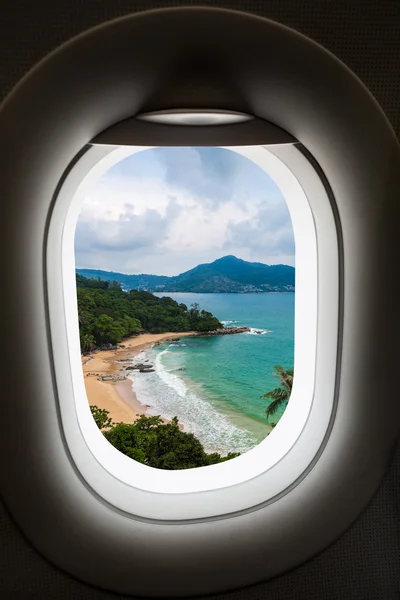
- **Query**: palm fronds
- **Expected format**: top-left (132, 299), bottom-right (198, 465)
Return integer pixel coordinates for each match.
top-left (261, 365), bottom-right (294, 422)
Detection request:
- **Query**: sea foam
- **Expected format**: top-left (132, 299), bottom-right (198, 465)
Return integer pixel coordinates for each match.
top-left (130, 346), bottom-right (257, 454)
top-left (247, 328), bottom-right (271, 335)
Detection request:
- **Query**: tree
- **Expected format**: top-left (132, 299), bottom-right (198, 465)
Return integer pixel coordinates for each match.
top-left (205, 451), bottom-right (241, 465)
top-left (80, 333), bottom-right (95, 353)
top-left (104, 415), bottom-right (208, 470)
top-left (187, 303), bottom-right (201, 329)
top-left (187, 303), bottom-right (222, 331)
top-left (122, 315), bottom-right (142, 336)
top-left (93, 314), bottom-right (125, 345)
top-left (76, 274), bottom-right (222, 350)
top-left (195, 309), bottom-right (222, 331)
top-left (260, 365), bottom-right (294, 422)
top-left (91, 409), bottom-right (241, 470)
top-left (90, 405), bottom-right (114, 430)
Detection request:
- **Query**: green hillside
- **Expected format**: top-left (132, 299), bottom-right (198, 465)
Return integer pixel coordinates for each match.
top-left (76, 273), bottom-right (222, 352)
top-left (77, 255), bottom-right (295, 293)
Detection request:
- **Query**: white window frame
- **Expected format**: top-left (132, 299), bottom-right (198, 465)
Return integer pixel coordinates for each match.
top-left (46, 142), bottom-right (339, 521)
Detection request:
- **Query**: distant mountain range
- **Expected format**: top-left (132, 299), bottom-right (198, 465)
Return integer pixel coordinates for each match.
top-left (76, 255), bottom-right (295, 293)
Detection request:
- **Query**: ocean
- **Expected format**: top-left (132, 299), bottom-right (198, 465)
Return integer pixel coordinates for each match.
top-left (128, 293), bottom-right (294, 455)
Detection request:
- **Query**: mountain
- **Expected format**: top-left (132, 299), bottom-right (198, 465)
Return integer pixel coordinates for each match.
top-left (76, 256), bottom-right (295, 293)
top-left (75, 269), bottom-right (170, 292)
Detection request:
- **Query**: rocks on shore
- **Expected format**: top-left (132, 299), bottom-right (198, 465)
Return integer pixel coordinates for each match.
top-left (198, 326), bottom-right (250, 336)
top-left (125, 363), bottom-right (155, 373)
top-left (97, 373), bottom-right (127, 382)
top-left (99, 343), bottom-right (118, 351)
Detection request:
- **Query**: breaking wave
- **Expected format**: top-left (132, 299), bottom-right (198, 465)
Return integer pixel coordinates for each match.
top-left (129, 347), bottom-right (257, 454)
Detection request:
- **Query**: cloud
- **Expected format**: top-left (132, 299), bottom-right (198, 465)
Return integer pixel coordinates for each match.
top-left (113, 147), bottom-right (280, 207)
top-left (74, 147), bottom-right (295, 275)
top-left (157, 147), bottom-right (240, 205)
top-left (75, 198), bottom-right (181, 267)
top-left (224, 202), bottom-right (295, 260)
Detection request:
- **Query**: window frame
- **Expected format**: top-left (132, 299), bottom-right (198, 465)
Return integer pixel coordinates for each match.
top-left (46, 142), bottom-right (340, 521)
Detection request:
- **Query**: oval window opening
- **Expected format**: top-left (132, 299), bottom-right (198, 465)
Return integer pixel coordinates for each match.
top-left (52, 141), bottom-right (320, 501)
top-left (74, 146), bottom-right (296, 470)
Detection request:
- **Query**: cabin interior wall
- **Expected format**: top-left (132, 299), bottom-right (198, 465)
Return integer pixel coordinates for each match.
top-left (1, 1), bottom-right (399, 598)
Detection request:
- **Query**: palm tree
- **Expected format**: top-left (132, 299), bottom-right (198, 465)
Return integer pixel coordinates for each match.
top-left (80, 333), bottom-right (95, 353)
top-left (260, 365), bottom-right (294, 422)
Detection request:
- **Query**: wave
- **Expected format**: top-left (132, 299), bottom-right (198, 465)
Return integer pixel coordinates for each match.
top-left (155, 348), bottom-right (187, 396)
top-left (221, 320), bottom-right (238, 326)
top-left (246, 328), bottom-right (271, 335)
top-left (129, 347), bottom-right (257, 454)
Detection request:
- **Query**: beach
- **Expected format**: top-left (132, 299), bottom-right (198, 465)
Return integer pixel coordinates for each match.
top-left (82, 331), bottom-right (196, 426)
top-left (81, 292), bottom-right (292, 453)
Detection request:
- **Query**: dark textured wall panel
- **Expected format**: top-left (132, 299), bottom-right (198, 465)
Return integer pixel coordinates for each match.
top-left (0, 1), bottom-right (399, 598)
top-left (1, 439), bottom-right (399, 599)
top-left (1, 1), bottom-right (400, 136)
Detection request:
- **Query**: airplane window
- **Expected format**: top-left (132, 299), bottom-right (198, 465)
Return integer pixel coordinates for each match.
top-left (74, 147), bottom-right (296, 471)
top-left (47, 141), bottom-right (331, 512)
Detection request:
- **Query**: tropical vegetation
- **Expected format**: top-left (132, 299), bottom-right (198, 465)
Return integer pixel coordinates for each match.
top-left (90, 406), bottom-right (240, 470)
top-left (77, 273), bottom-right (222, 352)
top-left (261, 365), bottom-right (294, 423)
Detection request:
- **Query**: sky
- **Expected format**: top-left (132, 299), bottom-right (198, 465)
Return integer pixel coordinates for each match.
top-left (75, 147), bottom-right (295, 276)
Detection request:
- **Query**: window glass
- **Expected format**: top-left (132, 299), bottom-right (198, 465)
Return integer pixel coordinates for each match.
top-left (75, 147), bottom-right (295, 470)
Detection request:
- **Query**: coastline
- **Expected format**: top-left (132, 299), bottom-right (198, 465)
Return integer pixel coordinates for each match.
top-left (82, 331), bottom-right (196, 427)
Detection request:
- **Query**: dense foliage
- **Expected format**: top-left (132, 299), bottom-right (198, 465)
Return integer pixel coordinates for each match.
top-left (77, 273), bottom-right (222, 352)
top-left (90, 405), bottom-right (114, 430)
top-left (261, 365), bottom-right (294, 422)
top-left (90, 407), bottom-right (240, 470)
top-left (77, 254), bottom-right (295, 293)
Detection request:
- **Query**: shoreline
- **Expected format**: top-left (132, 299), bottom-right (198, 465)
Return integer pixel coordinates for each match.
top-left (82, 331), bottom-right (196, 427)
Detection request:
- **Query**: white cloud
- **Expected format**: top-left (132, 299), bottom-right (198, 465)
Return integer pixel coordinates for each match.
top-left (74, 147), bottom-right (295, 275)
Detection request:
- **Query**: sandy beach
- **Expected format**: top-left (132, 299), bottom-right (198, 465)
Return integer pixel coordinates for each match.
top-left (82, 332), bottom-right (196, 426)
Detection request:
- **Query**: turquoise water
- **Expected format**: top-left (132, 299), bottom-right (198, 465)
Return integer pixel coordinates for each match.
top-left (129, 293), bottom-right (294, 454)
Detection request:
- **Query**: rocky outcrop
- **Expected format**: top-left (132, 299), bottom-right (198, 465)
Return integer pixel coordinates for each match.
top-left (97, 373), bottom-right (127, 382)
top-left (198, 326), bottom-right (250, 336)
top-left (125, 363), bottom-right (154, 371)
top-left (99, 343), bottom-right (118, 351)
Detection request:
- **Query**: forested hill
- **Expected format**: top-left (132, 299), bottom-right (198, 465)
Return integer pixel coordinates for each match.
top-left (76, 273), bottom-right (222, 352)
top-left (77, 255), bottom-right (295, 293)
